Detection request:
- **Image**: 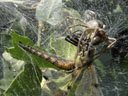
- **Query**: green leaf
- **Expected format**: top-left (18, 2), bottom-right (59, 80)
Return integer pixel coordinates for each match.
top-left (0, 52), bottom-right (25, 91)
top-left (113, 4), bottom-right (122, 13)
top-left (36, 0), bottom-right (63, 25)
top-left (50, 37), bottom-right (77, 60)
top-left (3, 64), bottom-right (42, 96)
top-left (41, 69), bottom-right (72, 95)
top-left (6, 31), bottom-right (59, 69)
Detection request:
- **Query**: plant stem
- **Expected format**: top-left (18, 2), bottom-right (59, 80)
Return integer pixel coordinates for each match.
top-left (37, 20), bottom-right (45, 46)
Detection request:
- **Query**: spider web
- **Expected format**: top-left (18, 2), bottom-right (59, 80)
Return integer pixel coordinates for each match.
top-left (0, 0), bottom-right (128, 96)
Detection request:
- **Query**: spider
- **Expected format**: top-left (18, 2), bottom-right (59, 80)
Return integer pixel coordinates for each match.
top-left (58, 15), bottom-right (116, 59)
top-left (56, 13), bottom-right (106, 52)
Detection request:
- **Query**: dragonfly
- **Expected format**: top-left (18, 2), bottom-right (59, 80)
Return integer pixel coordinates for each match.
top-left (18, 10), bottom-right (116, 93)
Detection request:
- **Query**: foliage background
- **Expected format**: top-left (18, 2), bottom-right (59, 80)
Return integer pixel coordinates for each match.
top-left (0, 0), bottom-right (128, 96)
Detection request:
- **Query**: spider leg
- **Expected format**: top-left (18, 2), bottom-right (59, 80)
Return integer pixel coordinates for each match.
top-left (55, 16), bottom-right (88, 35)
top-left (59, 16), bottom-right (87, 26)
top-left (60, 24), bottom-right (89, 36)
top-left (94, 37), bottom-right (116, 60)
top-left (76, 28), bottom-right (94, 56)
top-left (107, 37), bottom-right (116, 48)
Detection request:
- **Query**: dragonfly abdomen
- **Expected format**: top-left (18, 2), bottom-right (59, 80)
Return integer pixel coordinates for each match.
top-left (18, 42), bottom-right (75, 70)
